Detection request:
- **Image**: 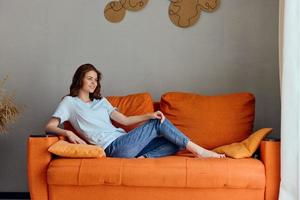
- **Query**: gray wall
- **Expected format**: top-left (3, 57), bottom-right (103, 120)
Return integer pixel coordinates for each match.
top-left (0, 0), bottom-right (280, 192)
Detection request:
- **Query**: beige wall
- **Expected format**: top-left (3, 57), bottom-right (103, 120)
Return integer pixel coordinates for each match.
top-left (0, 0), bottom-right (280, 192)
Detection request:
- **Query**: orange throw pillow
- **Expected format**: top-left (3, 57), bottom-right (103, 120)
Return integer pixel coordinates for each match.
top-left (212, 128), bottom-right (272, 158)
top-left (48, 140), bottom-right (106, 158)
top-left (107, 92), bottom-right (154, 132)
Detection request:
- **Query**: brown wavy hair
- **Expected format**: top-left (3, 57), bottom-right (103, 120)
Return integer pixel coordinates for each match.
top-left (65, 63), bottom-right (103, 100)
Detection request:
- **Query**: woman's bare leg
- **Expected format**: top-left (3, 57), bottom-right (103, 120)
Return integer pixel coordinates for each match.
top-left (186, 141), bottom-right (226, 158)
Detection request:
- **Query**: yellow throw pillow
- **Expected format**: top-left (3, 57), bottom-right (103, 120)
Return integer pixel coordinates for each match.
top-left (48, 140), bottom-right (106, 158)
top-left (212, 128), bottom-right (272, 159)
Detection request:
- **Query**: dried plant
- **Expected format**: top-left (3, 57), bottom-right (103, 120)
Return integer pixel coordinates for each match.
top-left (0, 75), bottom-right (24, 134)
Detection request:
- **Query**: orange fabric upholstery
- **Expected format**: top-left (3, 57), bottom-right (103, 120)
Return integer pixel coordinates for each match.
top-left (47, 158), bottom-right (122, 186)
top-left (260, 140), bottom-right (280, 200)
top-left (48, 186), bottom-right (264, 200)
top-left (160, 92), bottom-right (255, 149)
top-left (47, 156), bottom-right (265, 189)
top-left (187, 158), bottom-right (265, 189)
top-left (27, 136), bottom-right (60, 200)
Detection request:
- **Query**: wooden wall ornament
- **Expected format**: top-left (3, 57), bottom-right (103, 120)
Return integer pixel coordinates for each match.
top-left (199, 0), bottom-right (220, 12)
top-left (120, 0), bottom-right (149, 11)
top-left (168, 0), bottom-right (220, 28)
top-left (104, 1), bottom-right (126, 23)
top-left (103, 0), bottom-right (220, 27)
top-left (169, 0), bottom-right (201, 28)
top-left (104, 0), bottom-right (148, 23)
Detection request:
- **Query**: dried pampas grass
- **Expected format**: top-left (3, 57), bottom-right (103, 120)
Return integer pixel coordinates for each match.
top-left (0, 75), bottom-right (23, 134)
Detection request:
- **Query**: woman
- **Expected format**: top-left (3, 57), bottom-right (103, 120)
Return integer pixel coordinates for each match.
top-left (45, 64), bottom-right (225, 158)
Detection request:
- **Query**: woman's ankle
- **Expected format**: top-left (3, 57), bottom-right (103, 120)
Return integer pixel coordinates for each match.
top-left (186, 141), bottom-right (225, 158)
top-left (186, 141), bottom-right (202, 154)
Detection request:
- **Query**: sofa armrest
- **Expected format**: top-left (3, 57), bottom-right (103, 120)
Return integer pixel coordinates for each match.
top-left (260, 139), bottom-right (280, 200)
top-left (27, 134), bottom-right (65, 200)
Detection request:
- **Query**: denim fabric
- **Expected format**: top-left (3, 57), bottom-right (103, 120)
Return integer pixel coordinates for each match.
top-left (135, 137), bottom-right (181, 158)
top-left (104, 118), bottom-right (190, 158)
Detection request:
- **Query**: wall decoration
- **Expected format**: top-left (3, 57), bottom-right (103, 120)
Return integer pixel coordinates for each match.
top-left (120, 0), bottom-right (149, 11)
top-left (104, 1), bottom-right (126, 23)
top-left (104, 0), bottom-right (220, 27)
top-left (0, 75), bottom-right (24, 134)
top-left (198, 0), bottom-right (220, 12)
top-left (104, 0), bottom-right (149, 23)
top-left (169, 0), bottom-right (201, 28)
top-left (169, 0), bottom-right (220, 28)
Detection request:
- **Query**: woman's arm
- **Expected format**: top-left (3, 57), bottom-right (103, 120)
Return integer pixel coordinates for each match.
top-left (45, 118), bottom-right (87, 144)
top-left (110, 110), bottom-right (165, 126)
top-left (45, 118), bottom-right (68, 136)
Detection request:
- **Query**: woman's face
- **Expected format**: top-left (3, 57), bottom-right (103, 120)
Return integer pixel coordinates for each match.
top-left (82, 70), bottom-right (98, 94)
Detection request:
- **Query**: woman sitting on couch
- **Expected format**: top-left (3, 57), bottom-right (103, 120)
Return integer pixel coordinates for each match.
top-left (45, 64), bottom-right (225, 158)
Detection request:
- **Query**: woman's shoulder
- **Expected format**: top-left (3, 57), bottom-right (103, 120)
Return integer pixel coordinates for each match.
top-left (62, 95), bottom-right (73, 100)
top-left (61, 95), bottom-right (76, 104)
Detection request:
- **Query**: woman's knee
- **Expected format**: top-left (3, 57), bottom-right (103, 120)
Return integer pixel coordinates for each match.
top-left (159, 117), bottom-right (173, 128)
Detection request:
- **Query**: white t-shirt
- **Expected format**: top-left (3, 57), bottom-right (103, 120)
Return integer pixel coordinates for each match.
top-left (52, 96), bottom-right (126, 149)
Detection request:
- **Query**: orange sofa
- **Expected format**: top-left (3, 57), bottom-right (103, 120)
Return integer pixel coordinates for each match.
top-left (27, 92), bottom-right (280, 200)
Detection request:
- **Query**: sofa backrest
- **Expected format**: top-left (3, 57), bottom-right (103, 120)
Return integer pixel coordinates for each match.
top-left (159, 92), bottom-right (255, 149)
top-left (64, 92), bottom-right (255, 150)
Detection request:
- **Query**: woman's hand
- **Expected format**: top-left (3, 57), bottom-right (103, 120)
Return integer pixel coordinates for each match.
top-left (65, 130), bottom-right (87, 144)
top-left (148, 111), bottom-right (166, 123)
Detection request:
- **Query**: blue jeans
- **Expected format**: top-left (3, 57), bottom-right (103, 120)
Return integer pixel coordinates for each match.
top-left (104, 118), bottom-right (190, 158)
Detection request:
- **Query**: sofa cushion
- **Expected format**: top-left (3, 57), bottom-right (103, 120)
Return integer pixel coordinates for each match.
top-left (213, 128), bottom-right (272, 158)
top-left (47, 157), bottom-right (265, 189)
top-left (160, 92), bottom-right (255, 149)
top-left (48, 140), bottom-right (106, 158)
top-left (107, 92), bottom-right (154, 132)
top-left (187, 158), bottom-right (265, 189)
top-left (47, 158), bottom-right (122, 186)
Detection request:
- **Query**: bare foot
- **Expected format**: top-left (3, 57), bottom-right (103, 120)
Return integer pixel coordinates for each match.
top-left (193, 149), bottom-right (226, 158)
top-left (186, 141), bottom-right (226, 158)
